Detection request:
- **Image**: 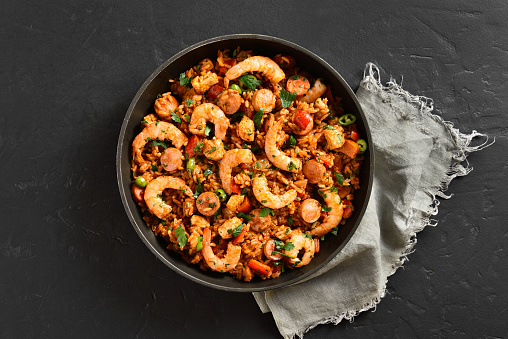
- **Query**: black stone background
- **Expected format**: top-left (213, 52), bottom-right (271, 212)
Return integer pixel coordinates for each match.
top-left (1, 1), bottom-right (507, 338)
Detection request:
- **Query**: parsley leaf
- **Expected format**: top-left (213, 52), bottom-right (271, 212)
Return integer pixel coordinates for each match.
top-left (228, 224), bottom-right (244, 238)
top-left (279, 88), bottom-right (297, 108)
top-left (193, 178), bottom-right (202, 199)
top-left (287, 161), bottom-right (298, 171)
top-left (238, 74), bottom-right (261, 90)
top-left (183, 114), bottom-right (191, 122)
top-left (236, 212), bottom-right (251, 222)
top-left (179, 73), bottom-right (192, 87)
top-left (170, 111), bottom-right (181, 123)
top-left (230, 110), bottom-right (245, 123)
top-left (185, 98), bottom-right (194, 107)
top-left (334, 171), bottom-right (346, 186)
top-left (288, 216), bottom-right (293, 225)
top-left (274, 239), bottom-right (295, 252)
top-left (204, 122), bottom-right (213, 137)
top-left (148, 140), bottom-right (169, 149)
top-left (258, 207), bottom-right (274, 217)
top-left (290, 74), bottom-right (300, 80)
top-left (322, 205), bottom-right (332, 212)
top-left (203, 168), bottom-right (213, 177)
top-left (286, 135), bottom-right (297, 149)
top-left (173, 226), bottom-right (188, 248)
top-left (253, 108), bottom-right (265, 130)
top-left (193, 140), bottom-right (203, 155)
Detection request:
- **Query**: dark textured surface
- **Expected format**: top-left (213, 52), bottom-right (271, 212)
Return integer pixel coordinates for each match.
top-left (1, 1), bottom-right (506, 338)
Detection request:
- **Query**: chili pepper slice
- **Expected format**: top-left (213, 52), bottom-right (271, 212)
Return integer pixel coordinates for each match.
top-left (356, 139), bottom-right (367, 153)
top-left (338, 113), bottom-right (356, 126)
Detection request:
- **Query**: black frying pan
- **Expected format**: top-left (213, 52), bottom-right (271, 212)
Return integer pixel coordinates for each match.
top-left (116, 34), bottom-right (374, 292)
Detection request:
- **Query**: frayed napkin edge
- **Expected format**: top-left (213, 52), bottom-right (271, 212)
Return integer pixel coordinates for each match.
top-left (287, 62), bottom-right (494, 339)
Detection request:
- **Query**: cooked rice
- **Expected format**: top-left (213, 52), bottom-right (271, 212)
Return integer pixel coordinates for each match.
top-left (130, 48), bottom-right (365, 281)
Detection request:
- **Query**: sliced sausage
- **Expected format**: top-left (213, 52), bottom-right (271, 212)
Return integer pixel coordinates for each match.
top-left (264, 239), bottom-right (283, 261)
top-left (303, 159), bottom-right (326, 184)
top-left (252, 88), bottom-right (276, 113)
top-left (216, 89), bottom-right (242, 115)
top-left (154, 93), bottom-right (179, 119)
top-left (248, 208), bottom-right (272, 232)
top-left (298, 198), bottom-right (321, 223)
top-left (286, 76), bottom-right (310, 96)
top-left (196, 192), bottom-right (221, 216)
top-left (160, 147), bottom-right (183, 172)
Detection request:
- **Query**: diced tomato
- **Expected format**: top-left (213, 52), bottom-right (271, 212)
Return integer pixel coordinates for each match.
top-left (207, 84), bottom-right (225, 100)
top-left (218, 58), bottom-right (236, 76)
top-left (350, 131), bottom-right (360, 142)
top-left (185, 135), bottom-right (200, 157)
top-left (232, 227), bottom-right (247, 245)
top-left (294, 110), bottom-right (313, 130)
top-left (248, 259), bottom-right (271, 275)
top-left (297, 191), bottom-right (305, 199)
top-left (230, 180), bottom-right (242, 194)
top-left (342, 200), bottom-right (354, 219)
top-left (237, 196), bottom-right (252, 214)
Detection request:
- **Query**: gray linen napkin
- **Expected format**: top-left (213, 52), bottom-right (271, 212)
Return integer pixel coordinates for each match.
top-left (253, 63), bottom-right (491, 339)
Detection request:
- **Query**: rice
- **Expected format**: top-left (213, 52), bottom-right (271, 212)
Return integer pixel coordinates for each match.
top-left (129, 48), bottom-right (365, 281)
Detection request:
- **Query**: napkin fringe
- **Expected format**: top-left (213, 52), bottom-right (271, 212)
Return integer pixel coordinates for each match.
top-left (284, 63), bottom-right (494, 339)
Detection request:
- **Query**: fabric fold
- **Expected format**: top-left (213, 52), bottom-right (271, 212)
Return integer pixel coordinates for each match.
top-left (253, 63), bottom-right (492, 339)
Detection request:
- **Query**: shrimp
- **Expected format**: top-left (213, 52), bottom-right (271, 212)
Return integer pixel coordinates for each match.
top-left (298, 78), bottom-right (327, 104)
top-left (189, 103), bottom-right (229, 140)
top-left (225, 56), bottom-right (285, 86)
top-left (132, 122), bottom-right (188, 164)
top-left (284, 229), bottom-right (316, 267)
top-left (219, 149), bottom-right (253, 195)
top-left (252, 174), bottom-right (297, 209)
top-left (202, 228), bottom-right (241, 272)
top-left (265, 120), bottom-right (302, 173)
top-left (309, 187), bottom-right (344, 237)
top-left (144, 176), bottom-right (194, 219)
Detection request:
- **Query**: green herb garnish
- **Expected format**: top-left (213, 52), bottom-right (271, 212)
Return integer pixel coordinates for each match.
top-left (204, 122), bottom-right (213, 137)
top-left (237, 74), bottom-right (261, 90)
top-left (228, 224), bottom-right (244, 238)
top-left (173, 226), bottom-right (188, 248)
top-left (179, 73), bottom-right (192, 87)
top-left (170, 111), bottom-right (181, 123)
top-left (253, 108), bottom-right (265, 130)
top-left (279, 88), bottom-right (297, 108)
top-left (236, 212), bottom-right (251, 222)
top-left (148, 140), bottom-right (169, 149)
top-left (258, 207), bottom-right (274, 217)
